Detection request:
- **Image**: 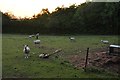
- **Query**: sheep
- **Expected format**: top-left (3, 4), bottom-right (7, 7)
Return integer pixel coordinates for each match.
top-left (69, 37), bottom-right (75, 41)
top-left (23, 45), bottom-right (30, 59)
top-left (101, 40), bottom-right (109, 44)
top-left (36, 33), bottom-right (39, 39)
top-left (29, 35), bottom-right (32, 38)
top-left (29, 35), bottom-right (35, 38)
top-left (34, 40), bottom-right (40, 44)
top-left (39, 53), bottom-right (49, 58)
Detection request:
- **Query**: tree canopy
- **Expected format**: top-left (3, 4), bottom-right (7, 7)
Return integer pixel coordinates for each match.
top-left (2, 2), bottom-right (120, 35)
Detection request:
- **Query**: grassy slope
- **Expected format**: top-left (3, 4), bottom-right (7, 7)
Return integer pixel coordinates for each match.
top-left (2, 34), bottom-right (119, 78)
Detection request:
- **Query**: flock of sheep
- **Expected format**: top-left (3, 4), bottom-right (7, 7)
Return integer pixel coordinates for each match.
top-left (23, 33), bottom-right (76, 59)
top-left (23, 33), bottom-right (40, 59)
top-left (23, 33), bottom-right (109, 59)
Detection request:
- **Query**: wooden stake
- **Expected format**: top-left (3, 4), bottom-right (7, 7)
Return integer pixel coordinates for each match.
top-left (84, 48), bottom-right (89, 72)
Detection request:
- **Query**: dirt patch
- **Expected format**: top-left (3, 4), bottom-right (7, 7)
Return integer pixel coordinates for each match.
top-left (67, 55), bottom-right (85, 68)
top-left (67, 49), bottom-right (120, 73)
top-left (90, 52), bottom-right (120, 73)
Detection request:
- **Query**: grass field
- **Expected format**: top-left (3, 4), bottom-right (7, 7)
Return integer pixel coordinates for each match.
top-left (2, 34), bottom-right (119, 78)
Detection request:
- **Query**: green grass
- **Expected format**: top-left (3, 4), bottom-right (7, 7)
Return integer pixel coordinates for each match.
top-left (2, 34), bottom-right (119, 78)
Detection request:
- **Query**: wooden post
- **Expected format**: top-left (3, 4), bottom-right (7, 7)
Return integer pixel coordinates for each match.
top-left (84, 48), bottom-right (89, 72)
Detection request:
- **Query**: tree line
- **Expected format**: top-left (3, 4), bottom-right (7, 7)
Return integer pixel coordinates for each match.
top-left (2, 2), bottom-right (120, 35)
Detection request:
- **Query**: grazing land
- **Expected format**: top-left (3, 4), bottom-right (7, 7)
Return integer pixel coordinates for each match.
top-left (2, 34), bottom-right (119, 78)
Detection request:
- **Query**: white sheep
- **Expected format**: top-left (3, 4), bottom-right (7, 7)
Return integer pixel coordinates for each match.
top-left (69, 37), bottom-right (75, 41)
top-left (39, 53), bottom-right (49, 58)
top-left (23, 45), bottom-right (30, 59)
top-left (34, 40), bottom-right (40, 44)
top-left (29, 35), bottom-right (32, 38)
top-left (101, 40), bottom-right (109, 44)
top-left (29, 35), bottom-right (35, 38)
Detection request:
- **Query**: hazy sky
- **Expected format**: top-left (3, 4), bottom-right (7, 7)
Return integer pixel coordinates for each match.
top-left (0, 0), bottom-right (86, 18)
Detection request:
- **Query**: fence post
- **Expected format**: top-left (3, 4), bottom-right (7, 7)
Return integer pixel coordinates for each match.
top-left (84, 48), bottom-right (89, 72)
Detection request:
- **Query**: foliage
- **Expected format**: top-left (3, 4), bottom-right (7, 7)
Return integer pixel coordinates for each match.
top-left (2, 2), bottom-right (120, 35)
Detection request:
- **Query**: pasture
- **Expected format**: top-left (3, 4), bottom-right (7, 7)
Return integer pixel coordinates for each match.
top-left (2, 34), bottom-right (119, 78)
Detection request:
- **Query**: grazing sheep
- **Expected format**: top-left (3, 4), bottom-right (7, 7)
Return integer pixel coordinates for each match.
top-left (69, 37), bottom-right (75, 41)
top-left (29, 35), bottom-right (32, 38)
top-left (39, 53), bottom-right (49, 58)
top-left (34, 40), bottom-right (40, 44)
top-left (23, 45), bottom-right (30, 59)
top-left (101, 40), bottom-right (109, 44)
top-left (29, 35), bottom-right (35, 38)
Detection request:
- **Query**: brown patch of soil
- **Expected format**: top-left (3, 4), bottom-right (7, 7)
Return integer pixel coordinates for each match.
top-left (67, 50), bottom-right (120, 73)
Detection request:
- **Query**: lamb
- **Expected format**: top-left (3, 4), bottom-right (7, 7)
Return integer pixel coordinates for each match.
top-left (23, 45), bottom-right (30, 59)
top-left (34, 40), bottom-right (40, 44)
top-left (101, 40), bottom-right (109, 44)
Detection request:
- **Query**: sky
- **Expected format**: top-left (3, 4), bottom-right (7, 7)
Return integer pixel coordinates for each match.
top-left (0, 0), bottom-right (87, 18)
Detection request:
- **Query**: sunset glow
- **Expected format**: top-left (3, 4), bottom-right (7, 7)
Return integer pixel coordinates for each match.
top-left (0, 0), bottom-right (86, 18)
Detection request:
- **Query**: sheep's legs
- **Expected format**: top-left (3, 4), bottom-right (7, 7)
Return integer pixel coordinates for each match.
top-left (24, 54), bottom-right (29, 59)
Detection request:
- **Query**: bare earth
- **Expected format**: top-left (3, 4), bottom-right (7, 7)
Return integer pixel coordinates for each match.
top-left (67, 49), bottom-right (120, 73)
